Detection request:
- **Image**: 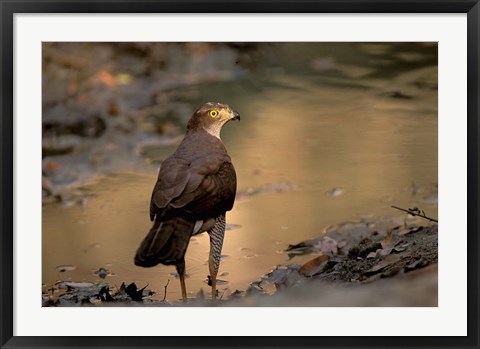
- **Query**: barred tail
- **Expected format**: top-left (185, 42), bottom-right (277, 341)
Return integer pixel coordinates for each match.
top-left (134, 217), bottom-right (195, 267)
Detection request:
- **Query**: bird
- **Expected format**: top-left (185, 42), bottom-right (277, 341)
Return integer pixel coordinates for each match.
top-left (134, 102), bottom-right (240, 302)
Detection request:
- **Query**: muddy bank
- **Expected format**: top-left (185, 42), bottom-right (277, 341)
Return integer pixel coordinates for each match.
top-left (43, 217), bottom-right (437, 307)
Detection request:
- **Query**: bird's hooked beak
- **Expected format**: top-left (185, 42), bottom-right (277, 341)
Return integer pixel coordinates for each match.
top-left (231, 110), bottom-right (241, 121)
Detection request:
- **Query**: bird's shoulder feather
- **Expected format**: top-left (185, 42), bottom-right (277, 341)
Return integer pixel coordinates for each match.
top-left (150, 150), bottom-right (236, 221)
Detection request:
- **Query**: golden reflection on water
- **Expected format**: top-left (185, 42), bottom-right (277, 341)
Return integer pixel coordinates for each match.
top-left (43, 48), bottom-right (438, 302)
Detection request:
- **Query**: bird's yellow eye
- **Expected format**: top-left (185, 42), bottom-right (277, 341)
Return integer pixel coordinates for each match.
top-left (209, 110), bottom-right (219, 118)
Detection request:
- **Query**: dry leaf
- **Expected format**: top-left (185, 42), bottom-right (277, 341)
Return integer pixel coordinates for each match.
top-left (94, 70), bottom-right (116, 88)
top-left (320, 236), bottom-right (338, 255)
top-left (299, 255), bottom-right (329, 277)
top-left (337, 239), bottom-right (348, 249)
top-left (393, 243), bottom-right (410, 253)
top-left (55, 264), bottom-right (76, 272)
top-left (366, 254), bottom-right (402, 274)
top-left (398, 226), bottom-right (423, 236)
top-left (379, 247), bottom-right (393, 256)
top-left (59, 282), bottom-right (95, 289)
top-left (381, 231), bottom-right (394, 249)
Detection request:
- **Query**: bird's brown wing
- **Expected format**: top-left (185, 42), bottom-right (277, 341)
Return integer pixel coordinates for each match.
top-left (150, 153), bottom-right (236, 221)
top-left (149, 156), bottom-right (190, 220)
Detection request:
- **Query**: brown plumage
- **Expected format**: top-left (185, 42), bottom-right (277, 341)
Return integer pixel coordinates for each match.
top-left (134, 102), bottom-right (239, 301)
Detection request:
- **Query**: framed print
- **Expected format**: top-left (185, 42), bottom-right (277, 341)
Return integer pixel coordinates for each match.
top-left (1, 1), bottom-right (479, 348)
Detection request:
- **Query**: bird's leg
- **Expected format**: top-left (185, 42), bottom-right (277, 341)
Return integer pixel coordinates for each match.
top-left (176, 260), bottom-right (187, 302)
top-left (208, 214), bottom-right (226, 301)
top-left (208, 258), bottom-right (217, 302)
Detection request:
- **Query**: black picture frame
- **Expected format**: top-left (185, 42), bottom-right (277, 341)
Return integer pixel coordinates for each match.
top-left (1, 1), bottom-right (479, 348)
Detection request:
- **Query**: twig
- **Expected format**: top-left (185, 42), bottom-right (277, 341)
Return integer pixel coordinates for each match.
top-left (391, 205), bottom-right (438, 223)
top-left (162, 279), bottom-right (170, 303)
top-left (219, 288), bottom-right (227, 301)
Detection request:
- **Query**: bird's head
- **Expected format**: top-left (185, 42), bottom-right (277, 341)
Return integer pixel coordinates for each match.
top-left (187, 102), bottom-right (240, 138)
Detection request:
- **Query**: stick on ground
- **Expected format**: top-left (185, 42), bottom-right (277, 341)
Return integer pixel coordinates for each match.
top-left (162, 279), bottom-right (170, 302)
top-left (391, 205), bottom-right (438, 223)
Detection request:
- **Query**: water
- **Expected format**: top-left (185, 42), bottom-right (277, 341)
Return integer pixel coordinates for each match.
top-left (43, 43), bottom-right (438, 302)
